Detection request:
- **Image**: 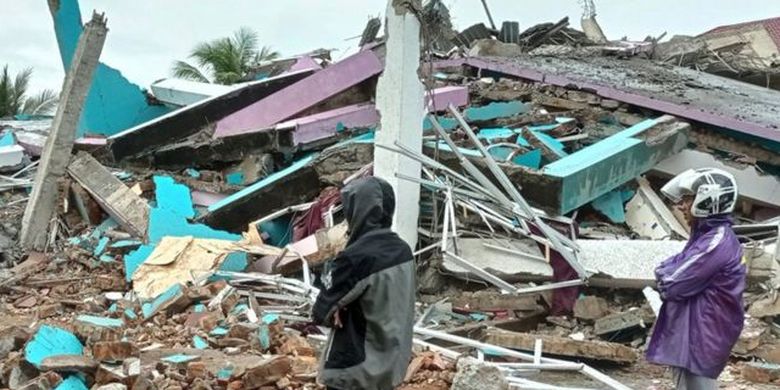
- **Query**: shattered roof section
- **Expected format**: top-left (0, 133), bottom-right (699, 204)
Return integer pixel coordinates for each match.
top-left (461, 54), bottom-right (780, 142)
top-left (701, 16), bottom-right (780, 49)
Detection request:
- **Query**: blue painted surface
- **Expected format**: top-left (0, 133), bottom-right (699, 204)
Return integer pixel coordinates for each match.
top-left (511, 149), bottom-right (542, 169)
top-left (93, 237), bottom-right (109, 256)
top-left (225, 172), bottom-right (245, 186)
top-left (591, 191), bottom-right (626, 223)
top-left (25, 325), bottom-right (83, 367)
top-left (464, 101), bottom-right (528, 122)
top-left (217, 366), bottom-right (234, 380)
top-left (142, 283), bottom-right (183, 318)
top-left (51, 0), bottom-right (171, 137)
top-left (194, 304), bottom-right (206, 313)
top-left (76, 315), bottom-right (124, 328)
top-left (543, 118), bottom-right (687, 214)
top-left (110, 239), bottom-right (142, 248)
top-left (210, 326), bottom-right (229, 336)
top-left (0, 131), bottom-right (14, 146)
top-left (124, 245), bottom-right (154, 281)
top-left (262, 313), bottom-right (280, 324)
top-left (193, 335), bottom-right (209, 349)
top-left (259, 216), bottom-right (292, 247)
top-left (154, 176), bottom-right (195, 219)
top-left (162, 354), bottom-right (199, 364)
top-left (125, 176), bottom-right (244, 281)
top-left (258, 325), bottom-right (271, 350)
top-left (231, 303), bottom-right (249, 316)
top-left (99, 254), bottom-right (115, 263)
top-left (54, 376), bottom-right (88, 390)
top-left (209, 155), bottom-right (317, 212)
top-left (124, 309), bottom-right (138, 320)
top-left (90, 218), bottom-right (118, 240)
top-left (529, 130), bottom-right (567, 158)
top-left (185, 168), bottom-right (201, 178)
top-left (478, 128), bottom-right (514, 140)
top-left (422, 116), bottom-right (458, 131)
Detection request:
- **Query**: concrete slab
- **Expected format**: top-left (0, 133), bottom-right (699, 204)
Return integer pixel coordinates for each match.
top-left (215, 50), bottom-right (383, 138)
top-left (151, 78), bottom-right (235, 107)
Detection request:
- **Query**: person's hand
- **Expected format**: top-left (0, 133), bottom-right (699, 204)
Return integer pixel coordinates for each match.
top-left (333, 309), bottom-right (343, 328)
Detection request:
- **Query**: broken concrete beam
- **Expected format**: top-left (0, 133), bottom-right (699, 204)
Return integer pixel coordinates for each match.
top-left (0, 144), bottom-right (25, 171)
top-left (594, 310), bottom-right (653, 337)
top-left (483, 328), bottom-right (638, 364)
top-left (541, 116), bottom-right (689, 214)
top-left (215, 49), bottom-right (384, 138)
top-left (91, 341), bottom-right (138, 362)
top-left (48, 0), bottom-right (170, 137)
top-left (243, 356), bottom-right (291, 389)
top-left (451, 291), bottom-right (541, 312)
top-left (741, 362), bottom-right (780, 384)
top-left (653, 148), bottom-right (780, 208)
top-left (39, 355), bottom-right (97, 374)
top-left (20, 12), bottom-right (107, 251)
top-left (425, 86), bottom-right (469, 112)
top-left (151, 78), bottom-right (235, 107)
top-left (252, 222), bottom-right (348, 275)
top-left (573, 296), bottom-right (610, 321)
top-left (275, 103), bottom-right (379, 149)
top-left (199, 154), bottom-right (321, 232)
top-left (148, 127), bottom-right (294, 169)
top-left (24, 325), bottom-right (84, 368)
top-left (108, 69), bottom-right (313, 162)
top-left (625, 176), bottom-right (689, 240)
top-left (66, 152), bottom-right (149, 238)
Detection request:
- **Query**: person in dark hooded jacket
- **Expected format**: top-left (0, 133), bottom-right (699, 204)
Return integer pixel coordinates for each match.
top-left (312, 177), bottom-right (415, 390)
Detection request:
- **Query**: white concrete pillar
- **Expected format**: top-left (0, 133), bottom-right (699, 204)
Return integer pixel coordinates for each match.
top-left (373, 0), bottom-right (424, 248)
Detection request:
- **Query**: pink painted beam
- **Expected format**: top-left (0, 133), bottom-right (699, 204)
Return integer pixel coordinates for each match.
top-left (425, 86), bottom-right (469, 112)
top-left (288, 56), bottom-right (321, 73)
top-left (215, 50), bottom-right (384, 138)
top-left (276, 103), bottom-right (379, 146)
top-left (272, 86), bottom-right (469, 146)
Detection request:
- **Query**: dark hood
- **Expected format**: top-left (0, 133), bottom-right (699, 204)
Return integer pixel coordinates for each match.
top-left (341, 177), bottom-right (395, 245)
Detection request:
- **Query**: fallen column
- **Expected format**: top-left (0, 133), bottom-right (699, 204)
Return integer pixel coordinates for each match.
top-left (21, 12), bottom-right (108, 250)
top-left (66, 152), bottom-right (149, 238)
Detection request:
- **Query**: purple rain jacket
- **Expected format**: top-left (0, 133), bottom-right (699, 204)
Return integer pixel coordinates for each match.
top-left (646, 215), bottom-right (746, 378)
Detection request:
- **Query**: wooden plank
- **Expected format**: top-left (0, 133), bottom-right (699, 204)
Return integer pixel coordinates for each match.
top-left (483, 328), bottom-right (638, 364)
top-left (67, 152), bottom-right (149, 238)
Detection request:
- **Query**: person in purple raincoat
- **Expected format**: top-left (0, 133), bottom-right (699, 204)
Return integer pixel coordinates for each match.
top-left (646, 168), bottom-right (746, 390)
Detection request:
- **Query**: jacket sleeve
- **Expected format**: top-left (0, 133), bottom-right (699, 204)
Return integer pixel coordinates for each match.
top-left (658, 227), bottom-right (728, 301)
top-left (312, 255), bottom-right (370, 326)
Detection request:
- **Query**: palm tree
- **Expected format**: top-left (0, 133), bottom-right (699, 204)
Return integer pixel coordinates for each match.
top-left (171, 27), bottom-right (280, 85)
top-left (0, 65), bottom-right (59, 118)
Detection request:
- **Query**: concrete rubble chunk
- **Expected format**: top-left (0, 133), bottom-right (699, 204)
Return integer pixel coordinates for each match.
top-left (741, 362), bottom-right (780, 384)
top-left (39, 354), bottom-right (98, 374)
top-left (0, 326), bottom-right (31, 360)
top-left (484, 328), bottom-right (638, 364)
top-left (573, 296), bottom-right (610, 321)
top-left (242, 356), bottom-right (291, 389)
top-left (15, 371), bottom-right (63, 390)
top-left (91, 341), bottom-right (139, 362)
top-left (451, 357), bottom-right (509, 390)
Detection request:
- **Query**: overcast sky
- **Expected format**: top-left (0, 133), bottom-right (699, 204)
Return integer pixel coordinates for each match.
top-left (3, 0), bottom-right (780, 93)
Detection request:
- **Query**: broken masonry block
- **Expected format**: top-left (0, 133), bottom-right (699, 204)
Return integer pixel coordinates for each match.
top-left (91, 341), bottom-right (139, 363)
top-left (15, 371), bottom-right (63, 390)
top-left (0, 326), bottom-right (31, 360)
top-left (242, 356), bottom-right (292, 389)
top-left (24, 325), bottom-right (84, 368)
top-left (67, 152), bottom-right (149, 238)
top-left (73, 315), bottom-right (124, 343)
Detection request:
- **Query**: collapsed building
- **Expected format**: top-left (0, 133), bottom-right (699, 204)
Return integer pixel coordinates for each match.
top-left (2, 1), bottom-right (780, 389)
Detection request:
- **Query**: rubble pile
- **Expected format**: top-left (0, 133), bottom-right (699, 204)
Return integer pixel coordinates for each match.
top-left (2, 1), bottom-right (780, 389)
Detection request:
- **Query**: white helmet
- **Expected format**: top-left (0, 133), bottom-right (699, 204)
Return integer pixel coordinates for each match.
top-left (660, 168), bottom-right (738, 218)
